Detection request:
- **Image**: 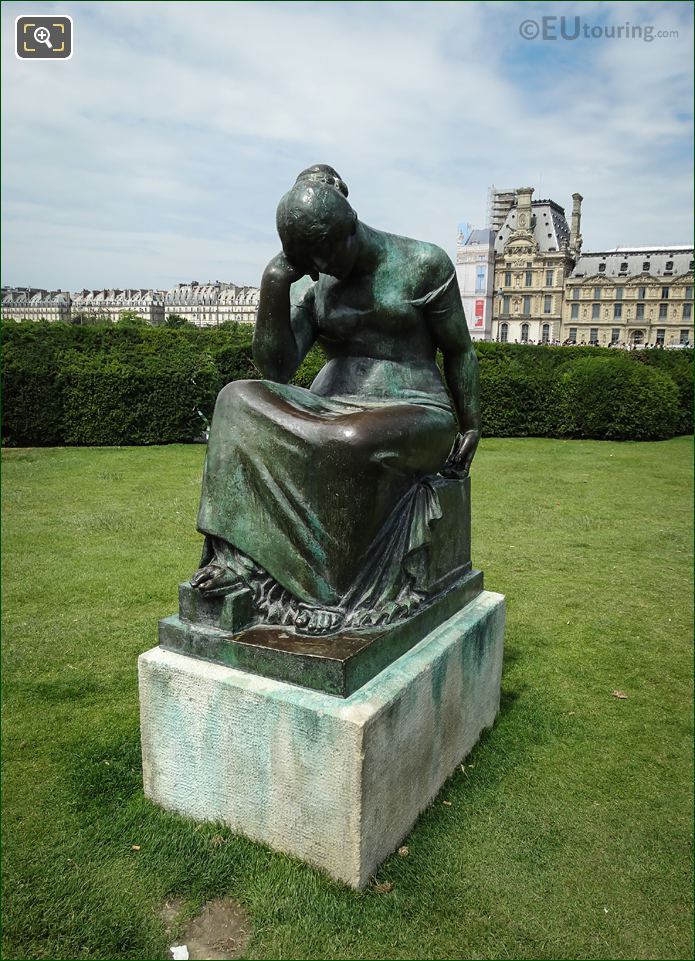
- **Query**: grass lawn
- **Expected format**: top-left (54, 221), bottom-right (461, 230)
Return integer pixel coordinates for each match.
top-left (1, 436), bottom-right (693, 961)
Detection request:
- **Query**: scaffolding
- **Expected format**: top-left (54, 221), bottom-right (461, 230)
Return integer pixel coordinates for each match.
top-left (487, 186), bottom-right (516, 232)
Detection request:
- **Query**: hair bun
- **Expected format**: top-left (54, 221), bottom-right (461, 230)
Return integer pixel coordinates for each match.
top-left (294, 164), bottom-right (349, 198)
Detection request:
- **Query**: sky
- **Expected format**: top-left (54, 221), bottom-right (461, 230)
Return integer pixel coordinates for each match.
top-left (2, 0), bottom-right (693, 291)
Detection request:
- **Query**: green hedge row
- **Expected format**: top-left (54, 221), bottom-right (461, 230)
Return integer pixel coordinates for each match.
top-left (2, 321), bottom-right (692, 445)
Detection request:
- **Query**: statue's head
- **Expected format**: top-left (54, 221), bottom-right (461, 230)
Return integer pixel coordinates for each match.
top-left (293, 164), bottom-right (349, 198)
top-left (277, 166), bottom-right (358, 281)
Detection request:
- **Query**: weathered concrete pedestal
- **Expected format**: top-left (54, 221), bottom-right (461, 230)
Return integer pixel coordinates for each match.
top-left (139, 590), bottom-right (505, 889)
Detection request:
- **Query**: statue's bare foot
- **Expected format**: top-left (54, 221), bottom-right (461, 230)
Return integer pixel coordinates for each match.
top-left (190, 563), bottom-right (243, 596)
top-left (294, 607), bottom-right (343, 636)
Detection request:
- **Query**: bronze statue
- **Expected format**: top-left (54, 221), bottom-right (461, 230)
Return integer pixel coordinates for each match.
top-left (189, 164), bottom-right (480, 637)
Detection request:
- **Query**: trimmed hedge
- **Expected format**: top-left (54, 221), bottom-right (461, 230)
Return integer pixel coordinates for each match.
top-left (2, 321), bottom-right (692, 445)
top-left (554, 357), bottom-right (681, 441)
top-left (60, 352), bottom-right (221, 445)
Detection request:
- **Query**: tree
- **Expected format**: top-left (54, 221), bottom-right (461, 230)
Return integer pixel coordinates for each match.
top-left (165, 314), bottom-right (195, 329)
top-left (71, 310), bottom-right (108, 326)
top-left (118, 310), bottom-right (147, 327)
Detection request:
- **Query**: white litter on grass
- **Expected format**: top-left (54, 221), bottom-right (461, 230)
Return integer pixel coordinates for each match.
top-left (170, 946), bottom-right (189, 960)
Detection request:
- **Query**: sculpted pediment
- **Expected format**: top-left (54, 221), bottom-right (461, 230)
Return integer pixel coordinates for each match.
top-left (504, 236), bottom-right (539, 255)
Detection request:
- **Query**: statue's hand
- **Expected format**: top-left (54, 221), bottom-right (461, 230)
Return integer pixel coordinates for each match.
top-left (441, 429), bottom-right (480, 479)
top-left (264, 251), bottom-right (314, 284)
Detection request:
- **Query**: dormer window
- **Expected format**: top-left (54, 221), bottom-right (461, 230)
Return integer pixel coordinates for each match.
top-left (619, 262), bottom-right (628, 273)
top-left (665, 260), bottom-right (674, 273)
top-left (598, 263), bottom-right (606, 273)
top-left (643, 262), bottom-right (650, 271)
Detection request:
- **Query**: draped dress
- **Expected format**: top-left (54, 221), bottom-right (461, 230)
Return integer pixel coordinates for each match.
top-left (196, 273), bottom-right (460, 625)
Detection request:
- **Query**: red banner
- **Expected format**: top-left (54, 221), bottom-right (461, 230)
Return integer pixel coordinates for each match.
top-left (474, 299), bottom-right (484, 327)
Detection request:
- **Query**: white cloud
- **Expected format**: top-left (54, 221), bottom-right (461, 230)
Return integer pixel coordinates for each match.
top-left (2, 0), bottom-right (692, 290)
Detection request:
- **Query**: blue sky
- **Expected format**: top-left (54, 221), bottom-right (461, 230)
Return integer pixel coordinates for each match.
top-left (2, 0), bottom-right (693, 290)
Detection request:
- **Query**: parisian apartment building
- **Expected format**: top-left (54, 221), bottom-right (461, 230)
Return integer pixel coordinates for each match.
top-left (457, 187), bottom-right (694, 348)
top-left (1, 281), bottom-right (260, 326)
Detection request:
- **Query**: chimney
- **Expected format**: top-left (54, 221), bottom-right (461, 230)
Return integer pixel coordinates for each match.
top-left (515, 187), bottom-right (534, 231)
top-left (570, 192), bottom-right (583, 254)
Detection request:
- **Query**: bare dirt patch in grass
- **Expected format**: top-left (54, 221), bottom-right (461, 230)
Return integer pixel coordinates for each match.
top-left (162, 896), bottom-right (251, 960)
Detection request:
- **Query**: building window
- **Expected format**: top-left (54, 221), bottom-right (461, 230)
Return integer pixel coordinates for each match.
top-left (590, 328), bottom-right (599, 344)
top-left (594, 287), bottom-right (601, 300)
top-left (502, 295), bottom-right (510, 314)
top-left (570, 303), bottom-right (579, 320)
top-left (656, 329), bottom-right (666, 345)
top-left (523, 295), bottom-right (531, 315)
top-left (619, 262), bottom-right (628, 273)
top-left (541, 323), bottom-right (550, 344)
top-left (475, 266), bottom-right (486, 293)
top-left (665, 261), bottom-right (674, 272)
top-left (572, 287), bottom-right (580, 300)
top-left (685, 286), bottom-right (693, 299)
top-left (683, 303), bottom-right (692, 320)
top-left (525, 270), bottom-right (532, 287)
top-left (598, 263), bottom-right (606, 273)
top-left (504, 270), bottom-right (511, 286)
top-left (521, 322), bottom-right (529, 343)
top-left (526, 262), bottom-right (532, 268)
top-left (611, 328), bottom-right (620, 344)
top-left (615, 287), bottom-right (623, 300)
top-left (500, 322), bottom-right (508, 343)
top-left (545, 269), bottom-right (553, 286)
top-left (661, 287), bottom-right (669, 299)
top-left (591, 303), bottom-right (600, 319)
top-left (680, 329), bottom-right (690, 345)
top-left (638, 286), bottom-right (646, 300)
top-left (643, 261), bottom-right (650, 272)
top-left (636, 303), bottom-right (645, 320)
top-left (614, 303), bottom-right (622, 319)
top-left (543, 295), bottom-right (552, 313)
top-left (659, 303), bottom-right (668, 320)
top-left (568, 327), bottom-right (577, 344)
top-left (631, 329), bottom-right (645, 346)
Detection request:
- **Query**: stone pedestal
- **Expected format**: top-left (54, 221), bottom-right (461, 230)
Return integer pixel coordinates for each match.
top-left (139, 590), bottom-right (505, 889)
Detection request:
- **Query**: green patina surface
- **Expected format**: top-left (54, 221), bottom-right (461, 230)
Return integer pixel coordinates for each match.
top-left (159, 570), bottom-right (484, 697)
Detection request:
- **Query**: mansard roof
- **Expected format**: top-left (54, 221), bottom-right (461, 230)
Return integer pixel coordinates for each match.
top-left (570, 247), bottom-right (694, 280)
top-left (494, 200), bottom-right (571, 255)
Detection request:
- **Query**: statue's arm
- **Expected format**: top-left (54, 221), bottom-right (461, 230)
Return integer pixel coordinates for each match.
top-left (253, 253), bottom-right (317, 383)
top-left (424, 251), bottom-right (481, 475)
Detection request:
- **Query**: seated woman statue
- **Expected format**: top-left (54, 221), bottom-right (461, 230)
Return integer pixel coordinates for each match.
top-left (191, 165), bottom-right (480, 635)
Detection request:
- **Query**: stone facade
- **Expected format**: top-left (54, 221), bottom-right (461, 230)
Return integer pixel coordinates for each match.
top-left (563, 248), bottom-right (694, 347)
top-left (1, 287), bottom-right (71, 323)
top-left (455, 228), bottom-right (495, 342)
top-left (2, 281), bottom-right (260, 326)
top-left (457, 187), bottom-right (694, 347)
top-left (166, 282), bottom-right (260, 326)
top-left (70, 288), bottom-right (165, 325)
top-left (491, 187), bottom-right (579, 345)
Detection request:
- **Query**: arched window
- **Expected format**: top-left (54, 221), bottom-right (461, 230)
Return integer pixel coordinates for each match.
top-left (521, 322), bottom-right (530, 343)
top-left (630, 329), bottom-right (645, 346)
top-left (541, 323), bottom-right (550, 344)
top-left (500, 322), bottom-right (508, 343)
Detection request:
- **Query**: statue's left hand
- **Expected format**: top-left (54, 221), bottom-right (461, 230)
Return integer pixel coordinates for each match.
top-left (441, 429), bottom-right (480, 479)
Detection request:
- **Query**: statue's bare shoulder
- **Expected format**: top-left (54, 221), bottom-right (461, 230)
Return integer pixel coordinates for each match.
top-left (381, 231), bottom-right (455, 299)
